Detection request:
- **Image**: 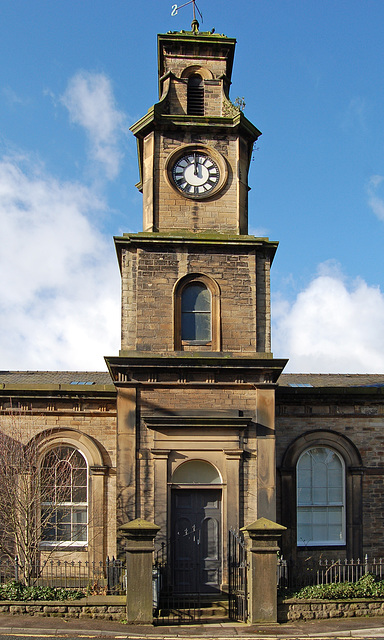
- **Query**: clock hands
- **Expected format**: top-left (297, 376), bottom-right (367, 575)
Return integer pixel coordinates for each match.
top-left (194, 153), bottom-right (199, 176)
top-left (172, 151), bottom-right (220, 197)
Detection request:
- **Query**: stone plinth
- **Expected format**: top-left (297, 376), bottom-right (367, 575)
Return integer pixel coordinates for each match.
top-left (119, 518), bottom-right (160, 624)
top-left (241, 517), bottom-right (286, 624)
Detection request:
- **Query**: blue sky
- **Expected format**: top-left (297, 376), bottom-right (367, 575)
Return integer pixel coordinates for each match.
top-left (2, 0), bottom-right (384, 372)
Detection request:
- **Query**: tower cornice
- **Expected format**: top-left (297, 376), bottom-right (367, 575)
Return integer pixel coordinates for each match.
top-left (130, 107), bottom-right (261, 140)
top-left (113, 231), bottom-right (278, 273)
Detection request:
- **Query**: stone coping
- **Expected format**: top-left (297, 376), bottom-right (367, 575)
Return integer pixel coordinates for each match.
top-left (0, 595), bottom-right (125, 605)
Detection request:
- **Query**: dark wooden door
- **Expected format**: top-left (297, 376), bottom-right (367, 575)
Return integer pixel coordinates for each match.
top-left (171, 489), bottom-right (221, 593)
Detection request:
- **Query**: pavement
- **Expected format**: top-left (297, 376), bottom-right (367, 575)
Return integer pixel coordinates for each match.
top-left (2, 615), bottom-right (384, 639)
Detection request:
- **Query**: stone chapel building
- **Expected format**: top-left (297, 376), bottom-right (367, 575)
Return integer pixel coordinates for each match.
top-left (1, 26), bottom-right (384, 594)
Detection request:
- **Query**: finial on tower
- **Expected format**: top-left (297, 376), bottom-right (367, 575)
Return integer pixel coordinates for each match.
top-left (191, 17), bottom-right (199, 33)
top-left (171, 0), bottom-right (203, 32)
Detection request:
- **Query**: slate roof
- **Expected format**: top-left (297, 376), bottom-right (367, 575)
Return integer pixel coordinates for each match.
top-left (0, 371), bottom-right (112, 387)
top-left (278, 373), bottom-right (384, 388)
top-left (1, 371), bottom-right (384, 389)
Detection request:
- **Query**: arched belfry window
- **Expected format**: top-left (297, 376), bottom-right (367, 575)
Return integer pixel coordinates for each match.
top-left (174, 274), bottom-right (221, 350)
top-left (181, 282), bottom-right (211, 342)
top-left (187, 74), bottom-right (204, 115)
top-left (297, 447), bottom-right (345, 546)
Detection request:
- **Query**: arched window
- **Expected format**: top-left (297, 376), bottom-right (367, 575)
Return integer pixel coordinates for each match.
top-left (174, 274), bottom-right (220, 350)
top-left (41, 446), bottom-right (88, 546)
top-left (181, 282), bottom-right (211, 342)
top-left (187, 74), bottom-right (204, 115)
top-left (297, 447), bottom-right (345, 546)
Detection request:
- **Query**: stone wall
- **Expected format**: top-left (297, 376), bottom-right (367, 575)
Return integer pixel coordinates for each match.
top-left (156, 131), bottom-right (241, 233)
top-left (120, 240), bottom-right (273, 354)
top-left (0, 382), bottom-right (118, 562)
top-left (275, 390), bottom-right (384, 558)
top-left (3, 596), bottom-right (384, 623)
top-left (0, 597), bottom-right (125, 620)
top-left (279, 598), bottom-right (384, 622)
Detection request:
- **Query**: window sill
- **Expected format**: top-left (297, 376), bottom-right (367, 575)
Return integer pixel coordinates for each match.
top-left (297, 542), bottom-right (346, 548)
top-left (40, 542), bottom-right (88, 549)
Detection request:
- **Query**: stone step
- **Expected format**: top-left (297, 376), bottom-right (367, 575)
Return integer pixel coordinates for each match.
top-left (157, 601), bottom-right (229, 621)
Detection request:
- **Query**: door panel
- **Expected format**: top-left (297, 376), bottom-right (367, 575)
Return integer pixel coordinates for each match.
top-left (172, 489), bottom-right (221, 593)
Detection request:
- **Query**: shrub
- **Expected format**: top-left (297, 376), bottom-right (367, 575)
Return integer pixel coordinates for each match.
top-left (291, 574), bottom-right (384, 600)
top-left (0, 580), bottom-right (84, 601)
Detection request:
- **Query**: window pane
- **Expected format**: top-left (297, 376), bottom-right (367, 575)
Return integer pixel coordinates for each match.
top-left (172, 460), bottom-right (221, 484)
top-left (181, 282), bottom-right (212, 342)
top-left (297, 487), bottom-right (311, 505)
top-left (73, 524), bottom-right (87, 542)
top-left (297, 447), bottom-right (345, 545)
top-left (73, 508), bottom-right (88, 541)
top-left (182, 311), bottom-right (211, 340)
top-left (73, 507), bottom-right (87, 523)
top-left (312, 508), bottom-right (328, 525)
top-left (328, 487), bottom-right (343, 503)
top-left (73, 468), bottom-right (87, 486)
top-left (328, 468), bottom-right (342, 487)
top-left (298, 468), bottom-right (311, 486)
top-left (195, 312), bottom-right (211, 340)
top-left (70, 450), bottom-right (87, 468)
top-left (299, 452), bottom-right (311, 469)
top-left (312, 524), bottom-right (327, 541)
top-left (313, 462), bottom-right (327, 487)
top-left (57, 524), bottom-right (71, 541)
top-left (194, 287), bottom-right (210, 311)
top-left (329, 526), bottom-right (343, 541)
top-left (73, 486), bottom-right (87, 502)
top-left (41, 446), bottom-right (88, 544)
top-left (297, 508), bottom-right (311, 525)
top-left (328, 507), bottom-right (343, 525)
top-left (181, 313), bottom-right (196, 340)
top-left (41, 508), bottom-right (56, 541)
top-left (313, 487), bottom-right (327, 504)
top-left (57, 508), bottom-right (71, 523)
top-left (182, 284), bottom-right (210, 312)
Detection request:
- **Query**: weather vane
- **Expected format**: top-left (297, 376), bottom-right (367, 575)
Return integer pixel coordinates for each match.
top-left (171, 0), bottom-right (203, 31)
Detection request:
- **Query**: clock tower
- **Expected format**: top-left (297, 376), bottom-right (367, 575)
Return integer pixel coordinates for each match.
top-left (106, 23), bottom-right (287, 595)
top-left (131, 29), bottom-right (260, 234)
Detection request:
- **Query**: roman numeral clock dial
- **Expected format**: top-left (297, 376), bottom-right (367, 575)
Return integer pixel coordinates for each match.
top-left (172, 152), bottom-right (220, 198)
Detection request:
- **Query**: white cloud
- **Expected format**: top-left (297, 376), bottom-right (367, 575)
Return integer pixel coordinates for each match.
top-left (249, 225), bottom-right (270, 238)
top-left (60, 71), bottom-right (127, 180)
top-left (2, 87), bottom-right (27, 107)
top-left (341, 96), bottom-right (367, 132)
top-left (273, 261), bottom-right (384, 373)
top-left (367, 174), bottom-right (384, 221)
top-left (0, 153), bottom-right (120, 371)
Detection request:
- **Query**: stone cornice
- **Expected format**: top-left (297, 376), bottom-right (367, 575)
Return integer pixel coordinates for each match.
top-left (105, 353), bottom-right (288, 387)
top-left (114, 232), bottom-right (279, 272)
top-left (130, 106), bottom-right (260, 142)
top-left (144, 416), bottom-right (251, 430)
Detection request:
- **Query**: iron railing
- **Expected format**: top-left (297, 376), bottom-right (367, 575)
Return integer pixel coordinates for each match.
top-left (228, 529), bottom-right (247, 622)
top-left (278, 555), bottom-right (384, 590)
top-left (153, 538), bottom-right (204, 625)
top-left (0, 556), bottom-right (125, 594)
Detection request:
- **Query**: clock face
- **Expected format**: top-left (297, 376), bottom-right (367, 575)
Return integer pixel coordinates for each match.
top-left (172, 152), bottom-right (220, 198)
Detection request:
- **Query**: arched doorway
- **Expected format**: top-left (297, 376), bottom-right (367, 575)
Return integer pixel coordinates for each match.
top-left (171, 460), bottom-right (222, 593)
